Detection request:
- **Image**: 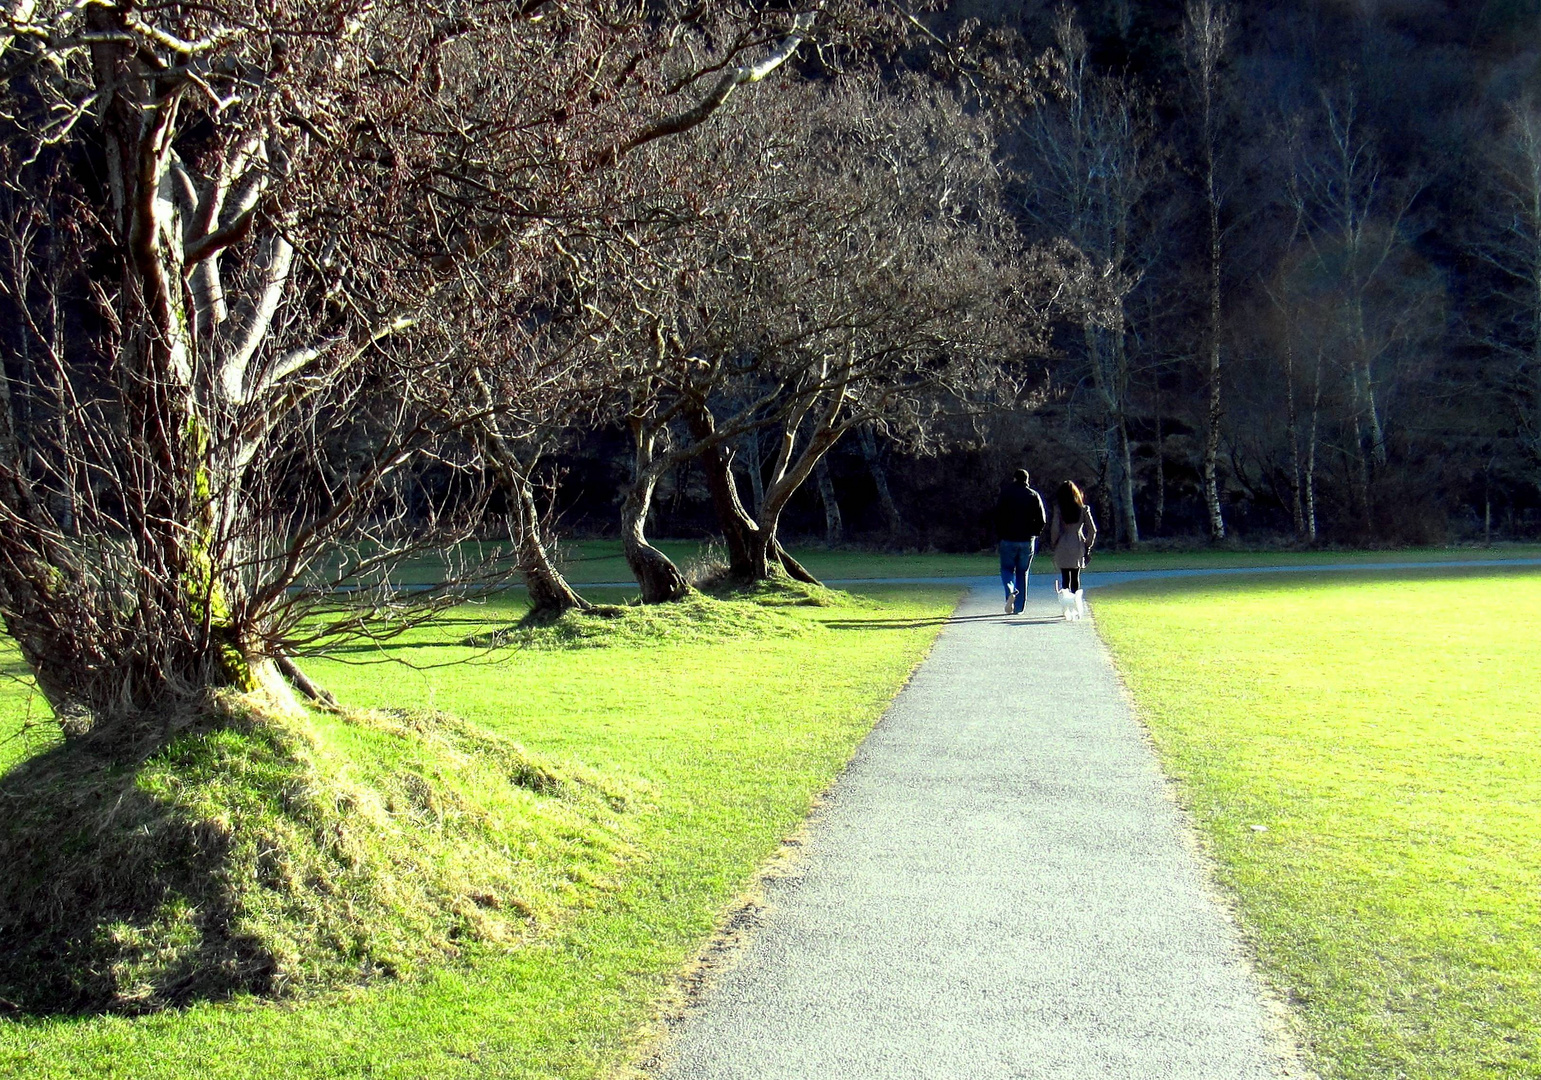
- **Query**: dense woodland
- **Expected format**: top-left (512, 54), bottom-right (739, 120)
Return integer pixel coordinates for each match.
top-left (2, 0), bottom-right (1540, 723)
top-left (991, 0), bottom-right (1541, 551)
top-left (582, 0), bottom-right (1541, 554)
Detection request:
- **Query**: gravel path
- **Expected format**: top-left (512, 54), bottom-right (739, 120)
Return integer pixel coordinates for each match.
top-left (653, 583), bottom-right (1301, 1080)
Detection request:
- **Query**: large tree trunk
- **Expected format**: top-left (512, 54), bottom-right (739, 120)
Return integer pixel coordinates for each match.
top-left (513, 476), bottom-right (591, 617)
top-left (743, 521), bottom-right (779, 581)
top-left (741, 513), bottom-right (820, 585)
top-left (623, 420), bottom-right (689, 603)
top-left (687, 405), bottom-right (759, 581)
top-left (4, 67), bottom-right (265, 726)
top-left (621, 481), bottom-right (689, 603)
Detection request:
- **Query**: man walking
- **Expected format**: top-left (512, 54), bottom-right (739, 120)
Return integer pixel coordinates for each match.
top-left (994, 468), bottom-right (1046, 615)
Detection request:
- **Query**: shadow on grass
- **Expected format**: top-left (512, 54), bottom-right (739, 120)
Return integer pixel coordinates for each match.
top-left (0, 698), bottom-right (599, 1018)
top-left (823, 613), bottom-right (1019, 630)
top-left (0, 706), bottom-right (283, 1015)
top-left (324, 639), bottom-right (484, 657)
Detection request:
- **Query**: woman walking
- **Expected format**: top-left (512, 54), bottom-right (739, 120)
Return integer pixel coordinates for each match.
top-left (1050, 481), bottom-right (1097, 620)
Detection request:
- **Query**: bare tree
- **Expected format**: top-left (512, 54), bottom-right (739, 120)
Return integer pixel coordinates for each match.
top-left (1184, 0), bottom-right (1231, 541)
top-left (1286, 87), bottom-right (1435, 529)
top-left (1282, 88), bottom-right (1423, 526)
top-left (1469, 95), bottom-right (1541, 492)
top-left (1259, 190), bottom-right (1324, 542)
top-left (590, 75), bottom-right (1036, 597)
top-left (1013, 9), bottom-right (1160, 545)
top-left (0, 0), bottom-right (844, 727)
top-left (446, 286), bottom-right (607, 619)
top-left (690, 77), bottom-right (1039, 580)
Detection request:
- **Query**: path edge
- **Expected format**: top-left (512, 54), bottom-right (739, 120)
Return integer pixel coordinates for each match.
top-left (609, 587), bottom-right (970, 1080)
top-left (1088, 606), bottom-right (1322, 1080)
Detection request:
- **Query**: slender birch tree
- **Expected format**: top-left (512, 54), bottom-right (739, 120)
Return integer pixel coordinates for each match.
top-left (1184, 0), bottom-right (1231, 541)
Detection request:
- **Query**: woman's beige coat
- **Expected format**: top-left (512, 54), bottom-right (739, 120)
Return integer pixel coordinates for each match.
top-left (1050, 504), bottom-right (1098, 570)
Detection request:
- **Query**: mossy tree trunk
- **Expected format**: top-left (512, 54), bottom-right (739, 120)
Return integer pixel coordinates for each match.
top-left (0, 68), bottom-right (267, 726)
top-left (0, 10), bottom-right (474, 730)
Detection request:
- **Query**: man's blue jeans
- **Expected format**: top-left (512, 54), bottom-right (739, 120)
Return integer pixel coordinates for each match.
top-left (999, 539), bottom-right (1035, 613)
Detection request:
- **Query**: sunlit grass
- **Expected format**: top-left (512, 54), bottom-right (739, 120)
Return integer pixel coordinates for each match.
top-left (0, 583), bottom-right (960, 1079)
top-left (8, 551), bottom-right (1541, 1077)
top-left (1095, 567), bottom-right (1541, 1079)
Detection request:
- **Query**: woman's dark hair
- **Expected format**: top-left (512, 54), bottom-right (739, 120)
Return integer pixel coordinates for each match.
top-left (1056, 480), bottom-right (1084, 523)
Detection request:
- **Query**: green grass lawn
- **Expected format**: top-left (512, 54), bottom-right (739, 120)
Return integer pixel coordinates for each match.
top-left (0, 584), bottom-right (961, 1079)
top-left (1094, 567), bottom-right (1541, 1079)
top-left (388, 539), bottom-right (1541, 589)
top-left (10, 552), bottom-right (1541, 1078)
top-left (0, 660), bottom-right (53, 777)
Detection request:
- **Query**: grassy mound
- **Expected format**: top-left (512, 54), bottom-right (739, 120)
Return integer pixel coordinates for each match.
top-left (473, 590), bottom-right (828, 651)
top-left (707, 575), bottom-right (872, 609)
top-left (0, 584), bottom-right (966, 1077)
top-left (0, 694), bottom-right (633, 1015)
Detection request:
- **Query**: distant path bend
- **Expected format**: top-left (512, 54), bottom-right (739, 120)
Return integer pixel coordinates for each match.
top-left (653, 584), bottom-right (1304, 1080)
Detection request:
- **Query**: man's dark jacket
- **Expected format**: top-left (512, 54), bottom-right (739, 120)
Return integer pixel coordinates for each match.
top-left (994, 481), bottom-right (1047, 543)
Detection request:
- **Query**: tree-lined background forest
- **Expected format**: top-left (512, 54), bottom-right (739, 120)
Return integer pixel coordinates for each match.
top-left (575, 0), bottom-right (1541, 557)
top-left (3, 0), bottom-right (1541, 726)
top-left (929, 0), bottom-right (1541, 552)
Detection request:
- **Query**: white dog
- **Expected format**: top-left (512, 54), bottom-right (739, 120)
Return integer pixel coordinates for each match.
top-left (1057, 587), bottom-right (1085, 621)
